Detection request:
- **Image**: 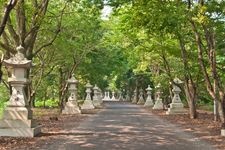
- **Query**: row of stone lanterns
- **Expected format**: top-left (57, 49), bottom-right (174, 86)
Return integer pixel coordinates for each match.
top-left (0, 46), bottom-right (104, 137)
top-left (130, 78), bottom-right (186, 115)
top-left (62, 77), bottom-right (103, 114)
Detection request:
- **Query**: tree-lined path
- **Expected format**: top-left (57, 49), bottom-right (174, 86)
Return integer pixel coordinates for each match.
top-left (35, 102), bottom-right (214, 150)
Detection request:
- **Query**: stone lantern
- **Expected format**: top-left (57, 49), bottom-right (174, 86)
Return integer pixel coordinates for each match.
top-left (93, 84), bottom-right (101, 108)
top-left (153, 83), bottom-right (164, 110)
top-left (131, 88), bottom-right (138, 104)
top-left (0, 46), bottom-right (41, 137)
top-left (98, 88), bottom-right (103, 104)
top-left (111, 91), bottom-right (116, 101)
top-left (62, 75), bottom-right (80, 114)
top-left (144, 85), bottom-right (154, 107)
top-left (125, 95), bottom-right (129, 101)
top-left (81, 82), bottom-right (95, 110)
top-left (102, 87), bottom-right (111, 101)
top-left (166, 78), bottom-right (186, 114)
top-left (118, 91), bottom-right (123, 101)
top-left (137, 88), bottom-right (145, 105)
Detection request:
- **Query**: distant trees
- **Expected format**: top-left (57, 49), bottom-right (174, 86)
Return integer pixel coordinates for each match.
top-left (105, 0), bottom-right (225, 123)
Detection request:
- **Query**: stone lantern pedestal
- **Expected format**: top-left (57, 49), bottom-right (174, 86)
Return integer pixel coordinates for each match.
top-left (166, 78), bottom-right (187, 115)
top-left (62, 75), bottom-right (80, 114)
top-left (0, 46), bottom-right (41, 137)
top-left (137, 89), bottom-right (145, 105)
top-left (131, 89), bottom-right (138, 104)
top-left (144, 85), bottom-right (154, 107)
top-left (153, 84), bottom-right (164, 110)
top-left (93, 85), bottom-right (102, 108)
top-left (81, 82), bottom-right (95, 110)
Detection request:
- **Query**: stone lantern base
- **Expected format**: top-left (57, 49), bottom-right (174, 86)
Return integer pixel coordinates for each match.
top-left (153, 99), bottom-right (164, 110)
top-left (81, 100), bottom-right (95, 110)
top-left (131, 99), bottom-right (137, 104)
top-left (166, 103), bottom-right (187, 115)
top-left (62, 101), bottom-right (81, 114)
top-left (0, 107), bottom-right (41, 137)
top-left (144, 100), bottom-right (154, 107)
top-left (93, 100), bottom-right (102, 108)
top-left (137, 99), bottom-right (145, 105)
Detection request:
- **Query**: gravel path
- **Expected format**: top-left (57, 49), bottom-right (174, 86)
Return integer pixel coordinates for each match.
top-left (34, 102), bottom-right (216, 150)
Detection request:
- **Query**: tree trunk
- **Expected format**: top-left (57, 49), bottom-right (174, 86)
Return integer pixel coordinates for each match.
top-left (218, 100), bottom-right (225, 128)
top-left (183, 78), bottom-right (197, 119)
top-left (58, 67), bottom-right (64, 111)
top-left (29, 91), bottom-right (36, 108)
top-left (178, 35), bottom-right (197, 119)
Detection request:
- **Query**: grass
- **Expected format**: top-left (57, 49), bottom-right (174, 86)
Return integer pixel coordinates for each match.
top-left (33, 108), bottom-right (61, 119)
top-left (35, 99), bottom-right (59, 108)
top-left (197, 104), bottom-right (214, 112)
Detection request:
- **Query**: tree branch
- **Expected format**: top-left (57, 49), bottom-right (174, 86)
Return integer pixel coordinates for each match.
top-left (0, 0), bottom-right (17, 37)
top-left (31, 1), bottom-right (67, 58)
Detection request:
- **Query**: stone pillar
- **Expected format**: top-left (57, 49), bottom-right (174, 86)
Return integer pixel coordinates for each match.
top-left (131, 89), bottom-right (138, 104)
top-left (166, 78), bottom-right (187, 114)
top-left (0, 46), bottom-right (41, 137)
top-left (81, 82), bottom-right (95, 110)
top-left (137, 89), bottom-right (145, 105)
top-left (144, 85), bottom-right (154, 107)
top-left (93, 85), bottom-right (102, 108)
top-left (153, 84), bottom-right (164, 110)
top-left (62, 75), bottom-right (80, 114)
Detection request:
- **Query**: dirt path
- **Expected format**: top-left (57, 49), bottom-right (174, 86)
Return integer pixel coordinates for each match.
top-left (26, 102), bottom-right (216, 150)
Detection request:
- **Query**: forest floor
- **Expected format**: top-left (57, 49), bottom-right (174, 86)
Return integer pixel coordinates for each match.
top-left (0, 103), bottom-right (224, 150)
top-left (0, 108), bottom-right (98, 150)
top-left (149, 108), bottom-right (225, 150)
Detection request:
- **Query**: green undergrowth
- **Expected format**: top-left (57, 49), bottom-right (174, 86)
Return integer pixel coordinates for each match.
top-left (78, 100), bottom-right (85, 105)
top-left (35, 99), bottom-right (59, 108)
top-left (198, 104), bottom-right (214, 112)
top-left (0, 101), bottom-right (6, 118)
top-left (33, 107), bottom-right (61, 118)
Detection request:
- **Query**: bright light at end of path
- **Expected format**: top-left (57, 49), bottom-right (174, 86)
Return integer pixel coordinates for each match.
top-left (101, 5), bottom-right (112, 20)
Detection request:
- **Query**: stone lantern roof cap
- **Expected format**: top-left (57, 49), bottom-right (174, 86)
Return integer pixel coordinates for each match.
top-left (67, 76), bottom-right (78, 83)
top-left (146, 85), bottom-right (152, 91)
top-left (173, 77), bottom-right (183, 84)
top-left (3, 46), bottom-right (31, 68)
top-left (93, 84), bottom-right (98, 90)
top-left (156, 83), bottom-right (161, 88)
top-left (86, 82), bottom-right (93, 88)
